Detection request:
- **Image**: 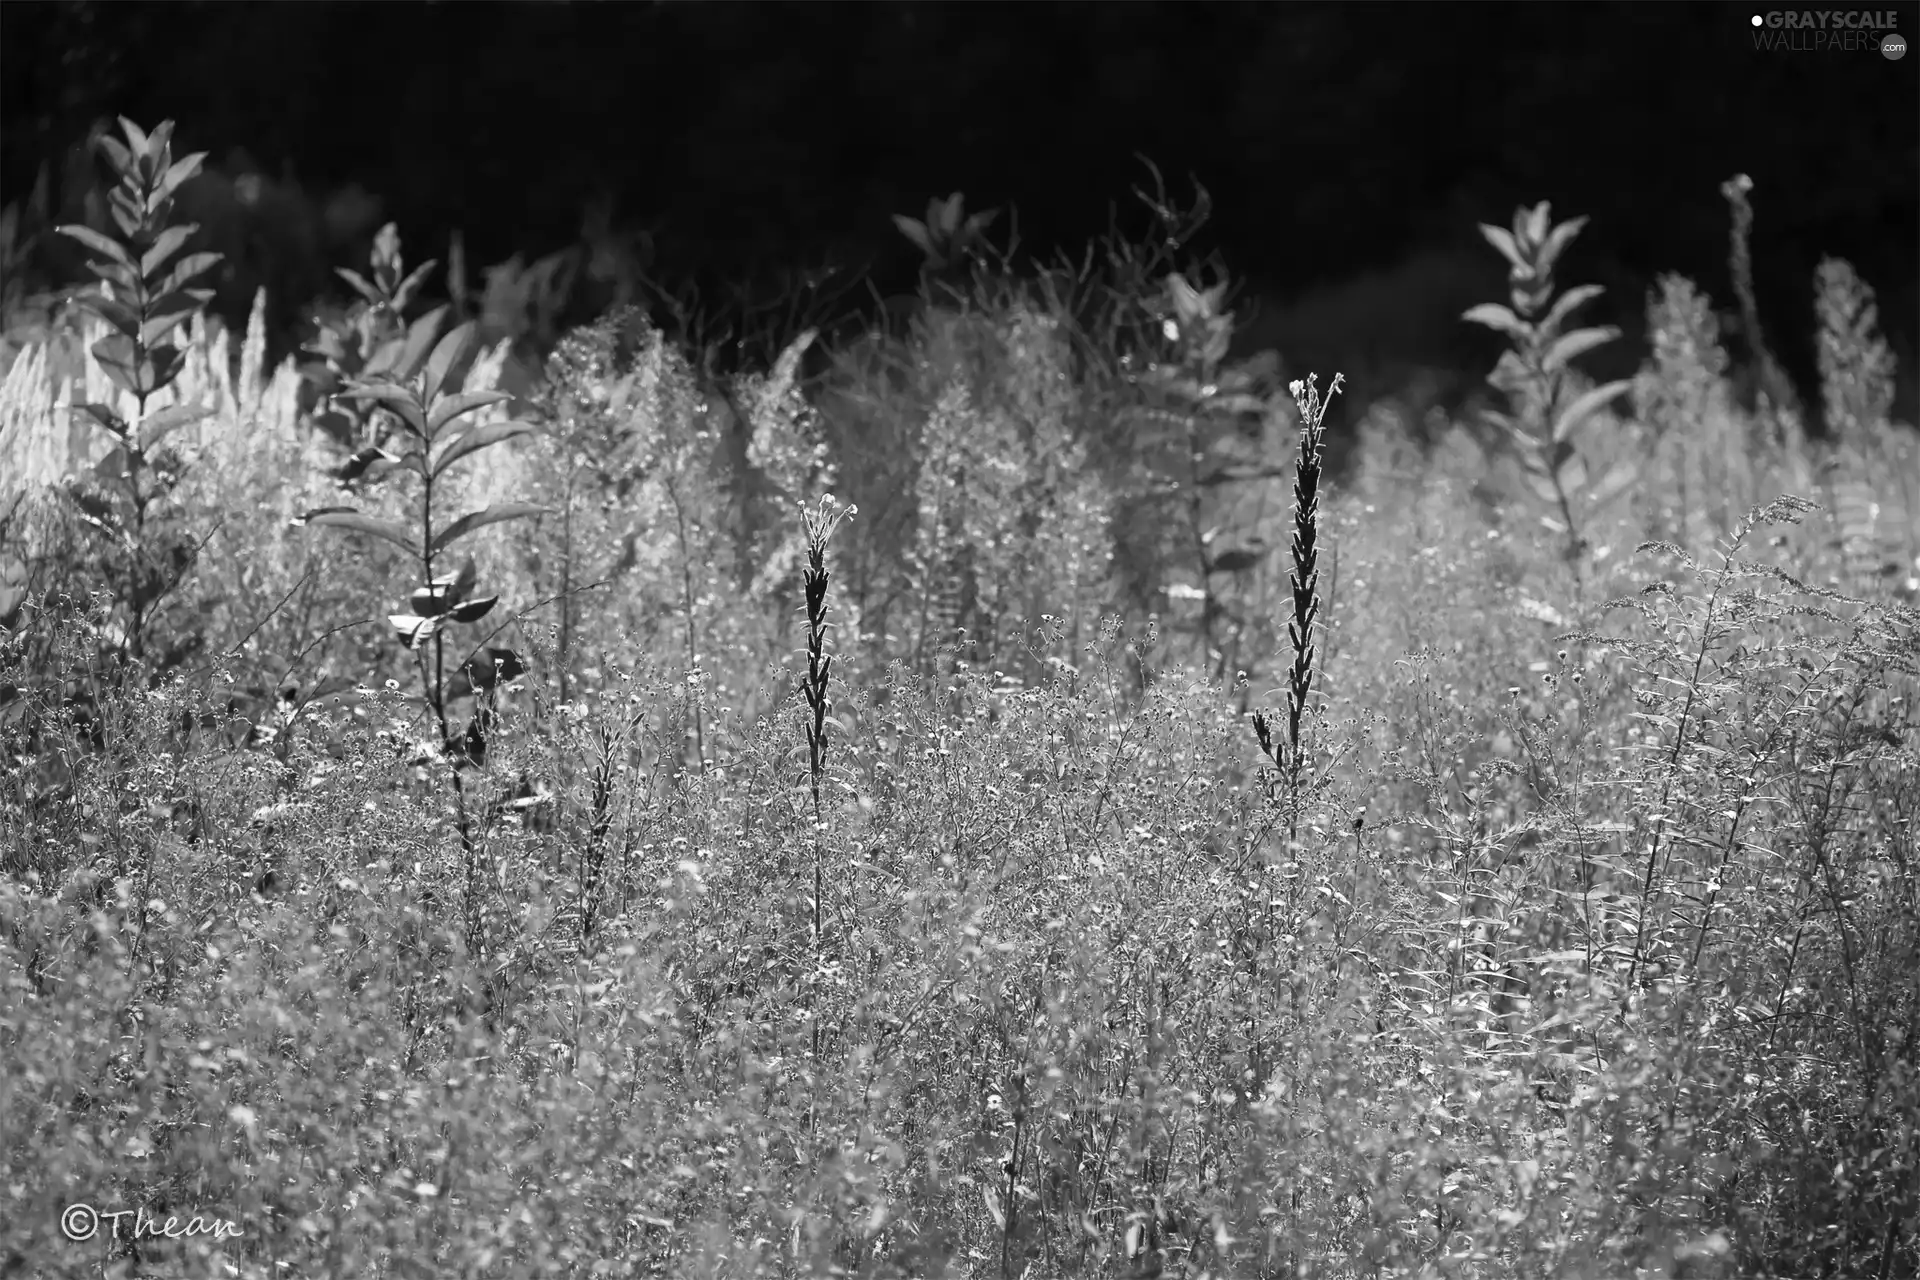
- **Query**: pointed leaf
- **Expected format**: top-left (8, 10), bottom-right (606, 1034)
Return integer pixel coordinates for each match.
top-left (426, 388), bottom-right (513, 436)
top-left (94, 133), bottom-right (133, 177)
top-left (140, 225), bottom-right (198, 279)
top-left (1479, 407), bottom-right (1521, 441)
top-left (57, 224), bottom-right (135, 270)
top-left (153, 153), bottom-right (206, 207)
top-left (1551, 379), bottom-right (1633, 444)
top-left (140, 294), bottom-right (206, 346)
top-left (336, 267), bottom-right (382, 304)
top-left (395, 306), bottom-right (450, 382)
top-left (341, 383), bottom-right (429, 437)
top-left (70, 288), bottom-right (142, 338)
top-left (448, 557), bottom-right (477, 602)
top-left (137, 403), bottom-right (213, 450)
top-left (1479, 223), bottom-right (1527, 273)
top-left (90, 334), bottom-right (144, 398)
top-left (431, 502), bottom-right (547, 554)
top-left (935, 192), bottom-right (964, 238)
top-left (70, 403), bottom-right (130, 437)
top-left (392, 261), bottom-right (437, 313)
top-left (118, 117), bottom-right (153, 160)
top-left (109, 190), bottom-right (144, 240)
top-left (148, 123), bottom-right (180, 165)
top-left (333, 447), bottom-right (402, 485)
top-left (1523, 202), bottom-right (1552, 249)
top-left (295, 507), bottom-right (419, 557)
top-left (1462, 302), bottom-right (1532, 341)
top-left (390, 613), bottom-right (442, 649)
top-left (448, 595), bottom-right (498, 624)
top-left (159, 252), bottom-right (221, 296)
top-left (1541, 283), bottom-right (1606, 335)
top-left (892, 215), bottom-right (934, 258)
top-left (430, 420), bottom-right (537, 479)
top-left (1536, 216), bottom-right (1589, 273)
top-left (422, 320), bottom-right (476, 405)
top-left (1541, 326), bottom-right (1620, 374)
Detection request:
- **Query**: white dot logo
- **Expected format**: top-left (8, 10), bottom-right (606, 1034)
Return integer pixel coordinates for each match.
top-left (1750, 13), bottom-right (1763, 25)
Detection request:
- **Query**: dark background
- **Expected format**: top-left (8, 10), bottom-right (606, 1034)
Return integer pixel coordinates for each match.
top-left (4, 0), bottom-right (1916, 402)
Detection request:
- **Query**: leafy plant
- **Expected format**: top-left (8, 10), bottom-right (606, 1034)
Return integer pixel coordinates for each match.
top-left (1813, 257), bottom-right (1915, 591)
top-left (517, 308), bottom-right (653, 708)
top-left (298, 221), bottom-right (438, 456)
top-left (892, 190), bottom-right (1000, 283)
top-left (1464, 201), bottom-right (1636, 568)
top-left (878, 312), bottom-right (1104, 700)
top-left (1136, 268), bottom-right (1290, 680)
top-left (1638, 272), bottom-right (1742, 548)
top-left (54, 117), bottom-right (224, 665)
top-left (293, 308), bottom-right (544, 951)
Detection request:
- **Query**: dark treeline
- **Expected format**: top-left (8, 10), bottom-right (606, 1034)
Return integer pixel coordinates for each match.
top-left (3, 1), bottom-right (1915, 394)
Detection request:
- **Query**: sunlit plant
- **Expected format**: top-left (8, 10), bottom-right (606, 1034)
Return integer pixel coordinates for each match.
top-left (1464, 201), bottom-right (1637, 568)
top-left (294, 307), bottom-right (544, 942)
top-left (55, 117), bottom-right (224, 665)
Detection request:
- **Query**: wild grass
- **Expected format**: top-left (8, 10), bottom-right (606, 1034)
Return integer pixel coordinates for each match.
top-left (1, 135), bottom-right (1916, 1278)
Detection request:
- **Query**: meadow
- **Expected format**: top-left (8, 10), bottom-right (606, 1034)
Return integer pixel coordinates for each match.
top-left (1, 122), bottom-right (1915, 1279)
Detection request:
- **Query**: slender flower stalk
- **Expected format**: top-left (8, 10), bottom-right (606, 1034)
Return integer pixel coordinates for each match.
top-left (799, 494), bottom-right (855, 948)
top-left (1253, 373), bottom-right (1342, 841)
